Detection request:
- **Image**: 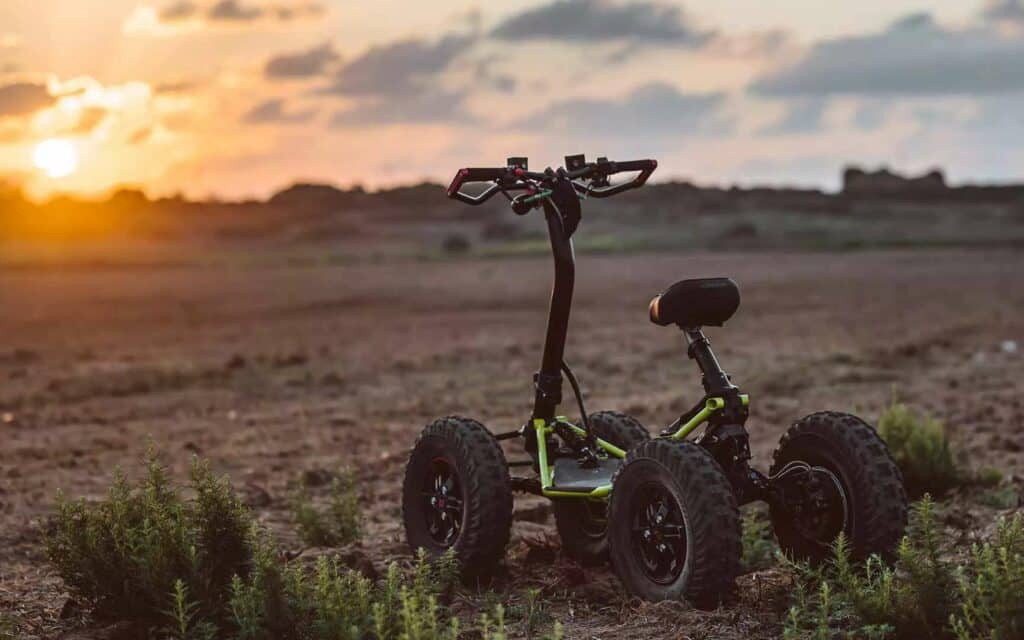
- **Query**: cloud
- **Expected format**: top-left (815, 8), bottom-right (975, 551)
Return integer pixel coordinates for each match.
top-left (131, 0), bottom-right (325, 32)
top-left (701, 29), bottom-right (790, 58)
top-left (851, 100), bottom-right (890, 131)
top-left (71, 107), bottom-right (109, 134)
top-left (242, 98), bottom-right (316, 124)
top-left (330, 88), bottom-right (470, 126)
top-left (982, 0), bottom-right (1024, 24)
top-left (159, 0), bottom-right (199, 21)
top-left (321, 34), bottom-right (477, 125)
top-left (265, 42), bottom-right (339, 79)
top-left (471, 57), bottom-right (517, 93)
top-left (0, 81), bottom-right (55, 117)
top-left (492, 0), bottom-right (713, 46)
top-left (758, 98), bottom-right (828, 135)
top-left (751, 11), bottom-right (1024, 96)
top-left (323, 34), bottom-right (474, 97)
top-left (129, 127), bottom-right (153, 144)
top-left (513, 83), bottom-right (726, 136)
top-left (208, 0), bottom-right (263, 21)
top-left (154, 79), bottom-right (200, 93)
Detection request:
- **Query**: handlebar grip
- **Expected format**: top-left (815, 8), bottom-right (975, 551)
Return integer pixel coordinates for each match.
top-left (462, 167), bottom-right (507, 181)
top-left (613, 159), bottom-right (657, 173)
top-left (586, 158), bottom-right (658, 199)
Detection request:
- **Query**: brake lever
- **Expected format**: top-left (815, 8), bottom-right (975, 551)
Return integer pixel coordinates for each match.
top-left (570, 180), bottom-right (592, 199)
top-left (450, 183), bottom-right (503, 205)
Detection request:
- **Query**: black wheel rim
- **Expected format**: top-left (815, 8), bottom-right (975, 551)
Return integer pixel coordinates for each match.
top-left (421, 457), bottom-right (464, 547)
top-left (630, 482), bottom-right (687, 585)
top-left (774, 461), bottom-right (849, 548)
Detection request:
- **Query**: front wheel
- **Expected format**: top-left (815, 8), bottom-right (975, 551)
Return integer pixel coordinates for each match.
top-left (552, 411), bottom-right (649, 566)
top-left (769, 411), bottom-right (908, 564)
top-left (401, 416), bottom-right (513, 577)
top-left (607, 439), bottom-right (741, 606)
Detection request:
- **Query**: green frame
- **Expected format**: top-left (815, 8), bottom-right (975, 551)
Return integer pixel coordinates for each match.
top-left (534, 394), bottom-right (750, 499)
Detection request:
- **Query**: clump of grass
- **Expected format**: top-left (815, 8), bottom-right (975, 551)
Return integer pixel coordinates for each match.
top-left (978, 486), bottom-right (1019, 510)
top-left (293, 470), bottom-right (362, 547)
top-left (951, 512), bottom-right (1024, 639)
top-left (44, 447), bottom-right (254, 629)
top-left (975, 466), bottom-right (1003, 488)
top-left (230, 546), bottom-right (527, 640)
top-left (0, 614), bottom-right (20, 640)
top-left (877, 402), bottom-right (962, 497)
top-left (783, 495), bottom-right (1024, 640)
top-left (47, 451), bottom-right (560, 639)
top-left (741, 508), bottom-right (779, 573)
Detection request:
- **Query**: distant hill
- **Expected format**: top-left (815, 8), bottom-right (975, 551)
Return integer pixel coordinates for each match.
top-left (2, 167), bottom-right (1023, 259)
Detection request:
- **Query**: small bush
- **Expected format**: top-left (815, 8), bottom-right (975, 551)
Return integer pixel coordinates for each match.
top-left (231, 547), bottom-right (479, 640)
top-left (0, 614), bottom-right (19, 640)
top-left (978, 486), bottom-right (1019, 510)
top-left (877, 402), bottom-right (962, 497)
top-left (293, 470), bottom-right (362, 547)
top-left (45, 448), bottom-right (254, 629)
top-left (784, 496), bottom-right (1024, 640)
top-left (441, 233), bottom-right (471, 255)
top-left (975, 466), bottom-right (1003, 488)
top-left (950, 512), bottom-right (1024, 639)
top-left (741, 508), bottom-right (779, 573)
top-left (47, 452), bottom-right (562, 640)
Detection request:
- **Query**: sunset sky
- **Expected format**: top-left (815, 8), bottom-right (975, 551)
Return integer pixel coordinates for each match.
top-left (1, 0), bottom-right (1023, 199)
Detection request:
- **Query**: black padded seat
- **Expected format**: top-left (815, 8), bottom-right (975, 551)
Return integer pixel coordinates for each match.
top-left (649, 277), bottom-right (740, 328)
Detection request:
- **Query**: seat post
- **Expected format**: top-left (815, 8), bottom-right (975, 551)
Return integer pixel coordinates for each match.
top-left (683, 329), bottom-right (735, 395)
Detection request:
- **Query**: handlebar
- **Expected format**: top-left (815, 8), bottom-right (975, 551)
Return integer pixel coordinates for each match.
top-left (446, 157), bottom-right (657, 206)
top-left (570, 158), bottom-right (657, 199)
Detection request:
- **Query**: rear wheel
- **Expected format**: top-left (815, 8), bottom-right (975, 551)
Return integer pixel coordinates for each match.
top-left (769, 412), bottom-right (908, 563)
top-left (552, 411), bottom-right (649, 565)
top-left (402, 416), bottom-right (513, 577)
top-left (608, 439), bottom-right (741, 606)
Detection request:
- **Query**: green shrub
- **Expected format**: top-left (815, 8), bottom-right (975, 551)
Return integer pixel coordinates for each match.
top-left (231, 547), bottom-right (468, 640)
top-left (978, 486), bottom-right (1019, 510)
top-left (783, 496), bottom-right (1024, 640)
top-left (741, 508), bottom-right (779, 573)
top-left (47, 452), bottom-right (562, 640)
top-left (0, 614), bottom-right (19, 640)
top-left (877, 402), bottom-right (961, 497)
top-left (783, 497), bottom-right (958, 640)
top-left (950, 512), bottom-right (1024, 640)
top-left (441, 234), bottom-right (471, 255)
top-left (975, 466), bottom-right (1003, 488)
top-left (164, 579), bottom-right (218, 640)
top-left (293, 470), bottom-right (362, 547)
top-left (44, 448), bottom-right (254, 629)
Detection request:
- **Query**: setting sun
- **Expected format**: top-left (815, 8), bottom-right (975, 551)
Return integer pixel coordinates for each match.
top-left (33, 139), bottom-right (79, 179)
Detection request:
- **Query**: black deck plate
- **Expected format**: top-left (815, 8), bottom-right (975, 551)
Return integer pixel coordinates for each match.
top-left (550, 457), bottom-right (621, 492)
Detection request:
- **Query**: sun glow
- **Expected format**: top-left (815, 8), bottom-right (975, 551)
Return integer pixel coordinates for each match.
top-left (33, 139), bottom-right (80, 178)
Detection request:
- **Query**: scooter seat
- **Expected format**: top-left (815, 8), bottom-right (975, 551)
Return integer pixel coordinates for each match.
top-left (649, 277), bottom-right (740, 328)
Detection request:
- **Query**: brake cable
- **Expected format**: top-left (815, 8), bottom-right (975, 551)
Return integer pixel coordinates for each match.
top-left (561, 360), bottom-right (601, 460)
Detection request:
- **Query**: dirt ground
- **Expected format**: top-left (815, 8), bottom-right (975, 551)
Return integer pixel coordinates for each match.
top-left (2, 248), bottom-right (1024, 639)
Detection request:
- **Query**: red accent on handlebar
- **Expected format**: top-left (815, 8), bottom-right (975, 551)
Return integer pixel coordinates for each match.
top-left (447, 168), bottom-right (470, 197)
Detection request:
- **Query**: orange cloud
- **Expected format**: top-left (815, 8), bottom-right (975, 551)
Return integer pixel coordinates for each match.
top-left (124, 0), bottom-right (325, 35)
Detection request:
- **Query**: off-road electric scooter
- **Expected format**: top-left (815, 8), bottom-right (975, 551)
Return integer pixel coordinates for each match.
top-left (401, 156), bottom-right (910, 607)
top-left (402, 155), bottom-right (657, 577)
top-left (603, 280), bottom-right (910, 602)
